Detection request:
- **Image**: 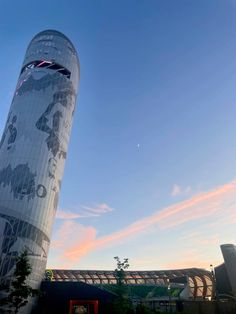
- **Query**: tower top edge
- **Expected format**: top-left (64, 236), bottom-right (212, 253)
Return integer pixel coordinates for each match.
top-left (220, 244), bottom-right (236, 248)
top-left (29, 29), bottom-right (79, 63)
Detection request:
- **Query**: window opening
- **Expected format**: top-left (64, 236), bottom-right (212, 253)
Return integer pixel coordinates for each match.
top-left (21, 60), bottom-right (71, 79)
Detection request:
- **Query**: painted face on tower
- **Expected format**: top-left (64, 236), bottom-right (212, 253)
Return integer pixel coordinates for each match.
top-left (48, 157), bottom-right (57, 179)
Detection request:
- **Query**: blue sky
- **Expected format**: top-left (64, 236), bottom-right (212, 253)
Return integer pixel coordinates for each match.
top-left (0, 0), bottom-right (236, 270)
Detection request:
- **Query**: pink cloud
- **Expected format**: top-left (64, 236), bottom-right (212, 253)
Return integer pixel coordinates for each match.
top-left (195, 234), bottom-right (220, 246)
top-left (49, 180), bottom-right (236, 267)
top-left (164, 249), bottom-right (211, 269)
top-left (82, 203), bottom-right (114, 214)
top-left (49, 220), bottom-right (97, 268)
top-left (56, 203), bottom-right (114, 219)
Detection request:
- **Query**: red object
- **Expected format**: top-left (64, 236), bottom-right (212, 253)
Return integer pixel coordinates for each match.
top-left (69, 300), bottom-right (98, 314)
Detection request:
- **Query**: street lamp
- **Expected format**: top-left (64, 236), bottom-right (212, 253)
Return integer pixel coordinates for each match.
top-left (167, 278), bottom-right (172, 314)
top-left (210, 264), bottom-right (217, 300)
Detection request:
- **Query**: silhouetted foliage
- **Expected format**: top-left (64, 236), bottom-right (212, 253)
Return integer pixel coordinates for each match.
top-left (45, 269), bottom-right (53, 281)
top-left (0, 250), bottom-right (39, 314)
top-left (114, 256), bottom-right (129, 287)
top-left (136, 304), bottom-right (156, 314)
top-left (112, 256), bottom-right (134, 314)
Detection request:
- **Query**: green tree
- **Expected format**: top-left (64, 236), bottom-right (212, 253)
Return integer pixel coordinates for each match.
top-left (0, 250), bottom-right (39, 314)
top-left (45, 269), bottom-right (53, 281)
top-left (114, 256), bottom-right (129, 288)
top-left (112, 256), bottom-right (134, 314)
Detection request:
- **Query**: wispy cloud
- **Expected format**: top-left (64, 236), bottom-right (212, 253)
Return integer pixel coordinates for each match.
top-left (56, 203), bottom-right (114, 219)
top-left (164, 249), bottom-right (210, 269)
top-left (49, 220), bottom-right (97, 268)
top-left (49, 180), bottom-right (236, 267)
top-left (171, 184), bottom-right (181, 196)
top-left (171, 184), bottom-right (192, 197)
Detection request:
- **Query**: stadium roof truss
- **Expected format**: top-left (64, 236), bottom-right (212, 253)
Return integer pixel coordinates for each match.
top-left (50, 268), bottom-right (214, 299)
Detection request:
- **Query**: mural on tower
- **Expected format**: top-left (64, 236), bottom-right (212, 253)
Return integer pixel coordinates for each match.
top-left (0, 30), bottom-right (79, 287)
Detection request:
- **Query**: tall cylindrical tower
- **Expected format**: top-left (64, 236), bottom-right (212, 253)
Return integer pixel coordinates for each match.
top-left (0, 30), bottom-right (79, 288)
top-left (221, 244), bottom-right (236, 297)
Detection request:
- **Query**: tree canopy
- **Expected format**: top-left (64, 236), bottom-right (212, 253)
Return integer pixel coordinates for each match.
top-left (0, 250), bottom-right (39, 314)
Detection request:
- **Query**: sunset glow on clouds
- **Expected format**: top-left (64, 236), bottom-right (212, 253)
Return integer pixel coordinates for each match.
top-left (1, 1), bottom-right (235, 273)
top-left (56, 203), bottom-right (114, 219)
top-left (48, 180), bottom-right (236, 269)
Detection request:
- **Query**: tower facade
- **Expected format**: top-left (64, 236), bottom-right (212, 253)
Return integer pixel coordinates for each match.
top-left (220, 244), bottom-right (236, 297)
top-left (0, 30), bottom-right (79, 287)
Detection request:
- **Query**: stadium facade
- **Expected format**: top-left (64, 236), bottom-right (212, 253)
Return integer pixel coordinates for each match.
top-left (0, 30), bottom-right (79, 289)
top-left (50, 267), bottom-right (214, 299)
top-left (36, 267), bottom-right (214, 313)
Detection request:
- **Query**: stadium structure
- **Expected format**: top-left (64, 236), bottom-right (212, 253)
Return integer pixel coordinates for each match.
top-left (35, 267), bottom-right (214, 313)
top-left (50, 267), bottom-right (214, 299)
